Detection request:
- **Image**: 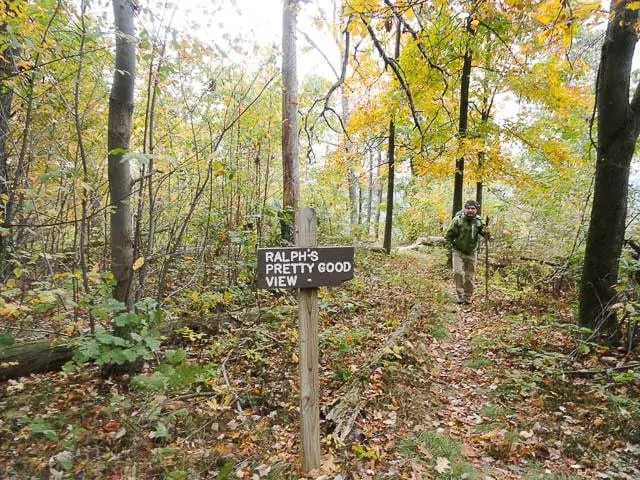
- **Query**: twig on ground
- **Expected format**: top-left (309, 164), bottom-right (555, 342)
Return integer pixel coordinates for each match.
top-left (234, 326), bottom-right (288, 345)
top-left (222, 352), bottom-right (243, 414)
top-left (565, 362), bottom-right (640, 376)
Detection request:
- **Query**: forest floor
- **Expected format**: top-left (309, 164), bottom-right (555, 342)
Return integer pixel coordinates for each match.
top-left (1, 248), bottom-right (639, 479)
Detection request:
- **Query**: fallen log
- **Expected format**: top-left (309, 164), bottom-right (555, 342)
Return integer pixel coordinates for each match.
top-left (325, 302), bottom-right (424, 442)
top-left (398, 236), bottom-right (446, 251)
top-left (0, 341), bottom-right (73, 381)
top-left (170, 305), bottom-right (297, 338)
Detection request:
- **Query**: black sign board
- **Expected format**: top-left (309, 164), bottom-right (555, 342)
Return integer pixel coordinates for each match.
top-left (257, 247), bottom-right (355, 289)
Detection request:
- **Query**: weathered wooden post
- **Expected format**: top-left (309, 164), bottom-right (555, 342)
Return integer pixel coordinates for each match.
top-left (256, 210), bottom-right (354, 472)
top-left (296, 207), bottom-right (320, 470)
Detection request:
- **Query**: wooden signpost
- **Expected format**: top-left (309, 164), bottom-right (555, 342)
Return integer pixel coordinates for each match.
top-left (257, 208), bottom-right (354, 472)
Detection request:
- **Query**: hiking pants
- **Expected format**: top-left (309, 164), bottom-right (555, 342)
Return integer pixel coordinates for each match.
top-left (452, 248), bottom-right (477, 301)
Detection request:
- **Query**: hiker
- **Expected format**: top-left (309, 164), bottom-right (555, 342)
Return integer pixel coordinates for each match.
top-left (445, 200), bottom-right (490, 305)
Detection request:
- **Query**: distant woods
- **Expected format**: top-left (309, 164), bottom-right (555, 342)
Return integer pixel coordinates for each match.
top-left (0, 0), bottom-right (639, 347)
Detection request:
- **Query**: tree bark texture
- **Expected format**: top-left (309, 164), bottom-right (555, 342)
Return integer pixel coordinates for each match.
top-left (452, 47), bottom-right (472, 218)
top-left (366, 148), bottom-right (374, 233)
top-left (375, 149), bottom-right (383, 240)
top-left (383, 119), bottom-right (395, 254)
top-left (579, 0), bottom-right (640, 337)
top-left (382, 19), bottom-right (401, 254)
top-left (108, 0), bottom-right (136, 306)
top-left (281, 0), bottom-right (300, 243)
top-left (0, 36), bottom-right (18, 273)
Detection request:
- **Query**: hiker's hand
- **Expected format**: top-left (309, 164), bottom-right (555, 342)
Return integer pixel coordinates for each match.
top-left (483, 228), bottom-right (491, 240)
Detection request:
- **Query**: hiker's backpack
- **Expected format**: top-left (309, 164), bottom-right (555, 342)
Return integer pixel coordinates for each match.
top-left (454, 210), bottom-right (483, 229)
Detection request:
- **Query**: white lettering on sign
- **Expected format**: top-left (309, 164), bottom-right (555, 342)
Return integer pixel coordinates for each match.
top-left (265, 263), bottom-right (316, 275)
top-left (265, 275), bottom-right (298, 287)
top-left (258, 247), bottom-right (354, 289)
top-left (265, 250), bottom-right (319, 263)
top-left (318, 261), bottom-right (352, 273)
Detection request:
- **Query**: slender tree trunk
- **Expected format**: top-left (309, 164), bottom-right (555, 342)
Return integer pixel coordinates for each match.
top-left (383, 20), bottom-right (401, 254)
top-left (138, 40), bottom-right (166, 300)
top-left (452, 46), bottom-right (472, 218)
top-left (383, 120), bottom-right (395, 254)
top-left (357, 178), bottom-right (363, 225)
top-left (375, 149), bottom-right (383, 241)
top-left (579, 0), bottom-right (640, 342)
top-left (0, 37), bottom-right (18, 276)
top-left (108, 0), bottom-right (136, 307)
top-left (342, 92), bottom-right (358, 226)
top-left (366, 148), bottom-right (374, 235)
top-left (281, 0), bottom-right (300, 243)
top-left (74, 0), bottom-right (90, 296)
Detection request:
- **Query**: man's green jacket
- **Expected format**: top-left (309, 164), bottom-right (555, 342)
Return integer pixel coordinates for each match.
top-left (445, 213), bottom-right (487, 255)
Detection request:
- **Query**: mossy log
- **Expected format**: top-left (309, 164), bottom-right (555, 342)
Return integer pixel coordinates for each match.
top-left (0, 341), bottom-right (72, 381)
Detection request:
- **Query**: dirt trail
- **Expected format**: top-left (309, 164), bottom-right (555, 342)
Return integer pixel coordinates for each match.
top-left (384, 250), bottom-right (638, 480)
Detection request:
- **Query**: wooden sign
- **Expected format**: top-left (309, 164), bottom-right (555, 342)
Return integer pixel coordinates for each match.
top-left (256, 246), bottom-right (355, 289)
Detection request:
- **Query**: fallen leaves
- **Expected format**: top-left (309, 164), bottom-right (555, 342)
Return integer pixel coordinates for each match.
top-left (1, 250), bottom-right (638, 479)
top-left (434, 456), bottom-right (450, 473)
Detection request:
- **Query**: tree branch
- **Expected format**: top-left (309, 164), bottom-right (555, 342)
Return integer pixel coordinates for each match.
top-left (360, 15), bottom-right (424, 140)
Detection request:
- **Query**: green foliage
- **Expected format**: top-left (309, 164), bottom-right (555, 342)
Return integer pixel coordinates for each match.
top-left (352, 443), bottom-right (379, 460)
top-left (398, 431), bottom-right (479, 479)
top-left (181, 289), bottom-right (235, 317)
top-left (131, 356), bottom-right (218, 394)
top-left (26, 417), bottom-right (58, 441)
top-left (175, 326), bottom-right (207, 343)
top-left (322, 327), bottom-right (366, 353)
top-left (214, 461), bottom-right (234, 480)
top-left (71, 298), bottom-right (163, 366)
top-left (0, 332), bottom-right (15, 346)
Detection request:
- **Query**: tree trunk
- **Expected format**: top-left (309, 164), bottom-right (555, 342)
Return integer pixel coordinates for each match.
top-left (383, 120), bottom-right (395, 254)
top-left (0, 341), bottom-right (73, 381)
top-left (342, 92), bottom-right (358, 226)
top-left (108, 0), bottom-right (136, 307)
top-left (382, 19), bottom-right (401, 254)
top-left (579, 0), bottom-right (640, 341)
top-left (375, 149), bottom-right (383, 240)
top-left (0, 36), bottom-right (18, 276)
top-left (366, 148), bottom-right (374, 234)
top-left (281, 0), bottom-right (300, 243)
top-left (451, 46), bottom-right (472, 218)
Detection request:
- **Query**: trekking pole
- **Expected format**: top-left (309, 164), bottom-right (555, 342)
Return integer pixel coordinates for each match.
top-left (485, 216), bottom-right (490, 299)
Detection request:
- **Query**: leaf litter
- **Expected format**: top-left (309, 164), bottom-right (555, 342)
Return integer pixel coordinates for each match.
top-left (0, 249), bottom-right (638, 478)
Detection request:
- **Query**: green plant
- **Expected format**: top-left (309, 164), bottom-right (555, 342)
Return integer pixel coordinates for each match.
top-left (322, 327), bottom-right (367, 353)
top-left (131, 357), bottom-right (218, 393)
top-left (464, 358), bottom-right (493, 369)
top-left (70, 298), bottom-right (163, 366)
top-left (352, 443), bottom-right (379, 460)
top-left (332, 366), bottom-right (351, 381)
top-left (523, 462), bottom-right (583, 479)
top-left (397, 431), bottom-right (479, 479)
top-left (26, 417), bottom-right (58, 441)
